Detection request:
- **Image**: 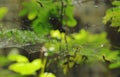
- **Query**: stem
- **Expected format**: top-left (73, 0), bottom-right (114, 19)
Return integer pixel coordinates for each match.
top-left (60, 0), bottom-right (68, 52)
top-left (65, 34), bottom-right (68, 51)
top-left (60, 0), bottom-right (64, 24)
top-left (41, 57), bottom-right (47, 74)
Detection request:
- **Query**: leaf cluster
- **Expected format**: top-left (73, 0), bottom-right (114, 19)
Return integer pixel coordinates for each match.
top-left (19, 0), bottom-right (76, 35)
top-left (45, 29), bottom-right (120, 71)
top-left (103, 1), bottom-right (120, 31)
top-left (8, 53), bottom-right (56, 77)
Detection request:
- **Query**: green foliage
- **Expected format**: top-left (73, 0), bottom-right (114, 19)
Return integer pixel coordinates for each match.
top-left (0, 0), bottom-right (120, 77)
top-left (0, 29), bottom-right (46, 45)
top-left (0, 55), bottom-right (10, 66)
top-left (8, 54), bottom-right (42, 75)
top-left (47, 29), bottom-right (109, 54)
top-left (45, 30), bottom-right (119, 67)
top-left (103, 1), bottom-right (120, 68)
top-left (7, 54), bottom-right (56, 76)
top-left (8, 54), bottom-right (29, 62)
top-left (112, 1), bottom-right (120, 6)
top-left (0, 69), bottom-right (26, 77)
top-left (9, 60), bottom-right (41, 75)
top-left (45, 29), bottom-right (119, 72)
top-left (19, 0), bottom-right (76, 35)
top-left (109, 57), bottom-right (120, 69)
top-left (40, 72), bottom-right (56, 77)
top-left (0, 7), bottom-right (8, 20)
top-left (0, 0), bottom-right (76, 45)
top-left (103, 1), bottom-right (120, 30)
top-left (62, 0), bottom-right (77, 27)
top-left (0, 0), bottom-right (77, 46)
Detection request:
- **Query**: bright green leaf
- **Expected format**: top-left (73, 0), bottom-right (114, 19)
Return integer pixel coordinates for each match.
top-left (50, 30), bottom-right (61, 39)
top-left (66, 18), bottom-right (77, 27)
top-left (0, 7), bottom-right (8, 19)
top-left (40, 72), bottom-right (56, 77)
top-left (8, 54), bottom-right (29, 62)
top-left (9, 63), bottom-right (35, 75)
top-left (31, 59), bottom-right (42, 70)
top-left (28, 11), bottom-right (37, 20)
top-left (9, 59), bottom-right (42, 75)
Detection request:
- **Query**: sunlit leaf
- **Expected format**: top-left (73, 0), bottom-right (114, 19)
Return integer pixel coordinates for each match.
top-left (0, 7), bottom-right (8, 19)
top-left (72, 29), bottom-right (88, 40)
top-left (74, 54), bottom-right (82, 64)
top-left (28, 11), bottom-right (37, 20)
top-left (31, 59), bottom-right (42, 70)
top-left (9, 59), bottom-right (42, 75)
top-left (40, 72), bottom-right (56, 77)
top-left (63, 6), bottom-right (77, 27)
top-left (66, 18), bottom-right (77, 27)
top-left (103, 1), bottom-right (120, 31)
top-left (50, 30), bottom-right (61, 39)
top-left (8, 54), bottom-right (29, 62)
top-left (9, 63), bottom-right (35, 75)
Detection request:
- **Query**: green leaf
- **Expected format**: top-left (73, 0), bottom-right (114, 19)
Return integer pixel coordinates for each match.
top-left (19, 8), bottom-right (28, 16)
top-left (28, 11), bottom-right (37, 20)
top-left (63, 6), bottom-right (77, 27)
top-left (109, 61), bottom-right (120, 69)
top-left (9, 59), bottom-right (42, 75)
top-left (72, 29), bottom-right (88, 40)
top-left (0, 7), bottom-right (8, 19)
top-left (9, 63), bottom-right (35, 75)
top-left (50, 30), bottom-right (62, 39)
top-left (66, 18), bottom-right (77, 27)
top-left (8, 54), bottom-right (29, 62)
top-left (103, 1), bottom-right (120, 31)
top-left (40, 72), bottom-right (56, 77)
top-left (31, 59), bottom-right (42, 70)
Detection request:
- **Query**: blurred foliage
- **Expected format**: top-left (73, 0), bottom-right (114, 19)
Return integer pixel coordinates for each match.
top-left (0, 0), bottom-right (76, 45)
top-left (0, 0), bottom-right (120, 77)
top-left (103, 0), bottom-right (120, 69)
top-left (19, 0), bottom-right (76, 35)
top-left (0, 69), bottom-right (26, 77)
top-left (8, 54), bottom-right (29, 62)
top-left (109, 58), bottom-right (120, 69)
top-left (0, 29), bottom-right (46, 45)
top-left (0, 55), bottom-right (10, 66)
top-left (45, 29), bottom-right (120, 72)
top-left (0, 7), bottom-right (8, 20)
top-left (9, 59), bottom-right (41, 75)
top-left (47, 29), bottom-right (109, 55)
top-left (103, 1), bottom-right (120, 31)
top-left (7, 53), bottom-right (56, 77)
top-left (39, 72), bottom-right (56, 77)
